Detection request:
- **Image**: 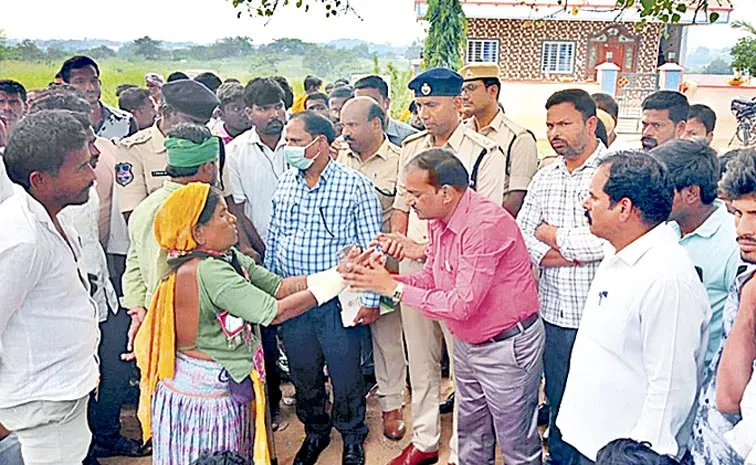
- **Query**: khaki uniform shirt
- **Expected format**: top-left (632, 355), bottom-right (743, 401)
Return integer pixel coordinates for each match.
top-left (337, 137), bottom-right (400, 233)
top-left (393, 122), bottom-right (505, 244)
top-left (466, 110), bottom-right (538, 193)
top-left (115, 124), bottom-right (167, 213)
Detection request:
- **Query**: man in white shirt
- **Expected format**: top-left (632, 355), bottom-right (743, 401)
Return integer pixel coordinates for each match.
top-left (558, 151), bottom-right (711, 463)
top-left (225, 77), bottom-right (288, 428)
top-left (226, 77), bottom-right (288, 258)
top-left (0, 110), bottom-right (100, 465)
top-left (29, 88), bottom-right (147, 460)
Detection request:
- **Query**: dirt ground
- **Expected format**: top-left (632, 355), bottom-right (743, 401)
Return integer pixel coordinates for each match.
top-left (103, 379), bottom-right (505, 465)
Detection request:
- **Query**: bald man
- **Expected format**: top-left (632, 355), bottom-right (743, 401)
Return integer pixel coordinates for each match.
top-left (337, 97), bottom-right (407, 441)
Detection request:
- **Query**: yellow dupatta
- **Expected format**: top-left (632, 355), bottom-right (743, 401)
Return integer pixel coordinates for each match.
top-left (133, 182), bottom-right (271, 464)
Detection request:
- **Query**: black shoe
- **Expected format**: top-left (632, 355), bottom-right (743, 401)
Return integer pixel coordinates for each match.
top-left (342, 443), bottom-right (365, 465)
top-left (293, 435), bottom-right (331, 465)
top-left (91, 436), bottom-right (151, 458)
top-left (363, 374), bottom-right (378, 398)
top-left (439, 391), bottom-right (455, 415)
top-left (537, 402), bottom-right (550, 427)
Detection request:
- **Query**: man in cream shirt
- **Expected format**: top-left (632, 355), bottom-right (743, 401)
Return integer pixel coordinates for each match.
top-left (557, 150), bottom-right (710, 464)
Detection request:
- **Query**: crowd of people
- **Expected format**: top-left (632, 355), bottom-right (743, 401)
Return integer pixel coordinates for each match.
top-left (0, 52), bottom-right (754, 465)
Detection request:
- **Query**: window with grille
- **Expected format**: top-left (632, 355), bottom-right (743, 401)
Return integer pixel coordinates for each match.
top-left (466, 39), bottom-right (500, 63)
top-left (541, 41), bottom-right (576, 74)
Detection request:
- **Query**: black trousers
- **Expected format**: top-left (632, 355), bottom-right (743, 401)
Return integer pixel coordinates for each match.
top-left (87, 308), bottom-right (133, 447)
top-left (543, 321), bottom-right (580, 465)
top-left (279, 299), bottom-right (368, 445)
top-left (260, 324), bottom-right (282, 412)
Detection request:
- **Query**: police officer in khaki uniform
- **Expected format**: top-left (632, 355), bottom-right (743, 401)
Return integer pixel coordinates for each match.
top-left (387, 68), bottom-right (506, 465)
top-left (459, 62), bottom-right (538, 217)
top-left (336, 97), bottom-right (407, 442)
top-left (115, 79), bottom-right (220, 219)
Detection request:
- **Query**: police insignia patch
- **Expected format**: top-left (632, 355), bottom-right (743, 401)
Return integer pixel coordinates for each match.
top-left (421, 82), bottom-right (432, 96)
top-left (115, 162), bottom-right (134, 186)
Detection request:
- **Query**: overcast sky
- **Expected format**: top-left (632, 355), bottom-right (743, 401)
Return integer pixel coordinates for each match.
top-left (1, 0), bottom-right (753, 50)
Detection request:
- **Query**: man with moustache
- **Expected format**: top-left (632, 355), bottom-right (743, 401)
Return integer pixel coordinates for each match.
top-left (59, 56), bottom-right (137, 142)
top-left (386, 67), bottom-right (506, 465)
top-left (640, 90), bottom-right (689, 151)
top-left (516, 88), bottom-right (608, 465)
top-left (354, 75), bottom-right (418, 146)
top-left (558, 151), bottom-right (710, 464)
top-left (0, 110), bottom-right (99, 464)
top-left (0, 80), bottom-right (26, 135)
top-left (226, 77), bottom-right (287, 258)
top-left (224, 78), bottom-right (289, 428)
top-left (687, 149), bottom-right (756, 465)
top-left (337, 97), bottom-right (407, 441)
top-left (458, 63), bottom-right (537, 216)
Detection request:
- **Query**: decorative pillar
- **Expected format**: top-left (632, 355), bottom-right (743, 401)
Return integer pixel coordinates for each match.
top-left (659, 62), bottom-right (685, 91)
top-left (596, 61), bottom-right (620, 96)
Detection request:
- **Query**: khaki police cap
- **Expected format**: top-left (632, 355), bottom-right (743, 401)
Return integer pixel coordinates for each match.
top-left (459, 63), bottom-right (501, 81)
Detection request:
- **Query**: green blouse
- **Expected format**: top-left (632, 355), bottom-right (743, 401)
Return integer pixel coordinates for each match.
top-left (194, 249), bottom-right (283, 382)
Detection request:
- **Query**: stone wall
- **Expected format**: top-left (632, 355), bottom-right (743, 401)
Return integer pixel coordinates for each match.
top-left (466, 18), bottom-right (664, 82)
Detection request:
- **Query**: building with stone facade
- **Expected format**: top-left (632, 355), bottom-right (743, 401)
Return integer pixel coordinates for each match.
top-left (414, 0), bottom-right (734, 83)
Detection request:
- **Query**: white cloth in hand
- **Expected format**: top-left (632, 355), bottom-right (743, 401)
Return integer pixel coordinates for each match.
top-left (306, 267), bottom-right (346, 306)
top-left (724, 362), bottom-right (756, 462)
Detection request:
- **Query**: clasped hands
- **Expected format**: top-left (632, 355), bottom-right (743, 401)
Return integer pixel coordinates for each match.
top-left (337, 232), bottom-right (423, 297)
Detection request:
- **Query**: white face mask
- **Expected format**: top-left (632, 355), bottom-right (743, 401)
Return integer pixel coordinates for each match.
top-left (284, 138), bottom-right (318, 170)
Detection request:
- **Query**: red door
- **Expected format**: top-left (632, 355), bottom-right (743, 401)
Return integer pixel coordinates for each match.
top-left (599, 43), bottom-right (625, 70)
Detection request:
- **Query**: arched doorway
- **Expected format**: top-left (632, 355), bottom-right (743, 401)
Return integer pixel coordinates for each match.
top-left (587, 25), bottom-right (640, 79)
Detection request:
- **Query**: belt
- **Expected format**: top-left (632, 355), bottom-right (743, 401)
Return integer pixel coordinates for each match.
top-left (474, 313), bottom-right (539, 346)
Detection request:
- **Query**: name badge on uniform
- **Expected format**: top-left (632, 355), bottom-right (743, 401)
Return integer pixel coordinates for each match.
top-left (151, 170), bottom-right (168, 177)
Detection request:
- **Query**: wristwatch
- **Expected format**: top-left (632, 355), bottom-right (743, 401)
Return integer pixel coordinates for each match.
top-left (391, 283), bottom-right (405, 305)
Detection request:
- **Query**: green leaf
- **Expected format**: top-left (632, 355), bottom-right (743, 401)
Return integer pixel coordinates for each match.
top-left (672, 13), bottom-right (681, 22)
top-left (640, 0), bottom-right (654, 11)
top-left (676, 3), bottom-right (687, 12)
top-left (710, 12), bottom-right (720, 23)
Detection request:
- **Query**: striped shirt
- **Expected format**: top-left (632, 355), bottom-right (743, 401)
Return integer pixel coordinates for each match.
top-left (265, 160), bottom-right (383, 308)
top-left (516, 142), bottom-right (608, 328)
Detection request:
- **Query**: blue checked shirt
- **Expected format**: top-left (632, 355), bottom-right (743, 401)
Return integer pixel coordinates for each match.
top-left (265, 160), bottom-right (383, 308)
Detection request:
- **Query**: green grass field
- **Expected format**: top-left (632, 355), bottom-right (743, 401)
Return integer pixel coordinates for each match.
top-left (0, 56), bottom-right (408, 107)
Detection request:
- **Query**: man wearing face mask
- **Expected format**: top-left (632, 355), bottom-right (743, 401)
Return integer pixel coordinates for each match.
top-left (115, 79), bottom-right (221, 221)
top-left (640, 90), bottom-right (689, 151)
top-left (516, 89), bottom-right (608, 465)
top-left (225, 77), bottom-right (289, 429)
top-left (266, 111), bottom-right (382, 465)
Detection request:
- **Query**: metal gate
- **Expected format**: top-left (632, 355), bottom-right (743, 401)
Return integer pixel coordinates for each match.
top-left (614, 73), bottom-right (660, 134)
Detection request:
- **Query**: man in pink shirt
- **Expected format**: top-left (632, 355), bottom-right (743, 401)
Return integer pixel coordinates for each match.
top-left (342, 147), bottom-right (544, 465)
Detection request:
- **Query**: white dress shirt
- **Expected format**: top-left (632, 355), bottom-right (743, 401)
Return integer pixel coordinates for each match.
top-left (226, 128), bottom-right (287, 244)
top-left (0, 186), bottom-right (99, 409)
top-left (0, 153), bottom-right (14, 204)
top-left (557, 223), bottom-right (711, 461)
top-left (59, 187), bottom-right (119, 323)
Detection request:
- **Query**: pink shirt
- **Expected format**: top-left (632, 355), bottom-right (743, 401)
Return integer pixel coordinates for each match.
top-left (398, 189), bottom-right (539, 344)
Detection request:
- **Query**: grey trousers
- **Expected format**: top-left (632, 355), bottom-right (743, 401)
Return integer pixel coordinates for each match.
top-left (454, 318), bottom-right (545, 465)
